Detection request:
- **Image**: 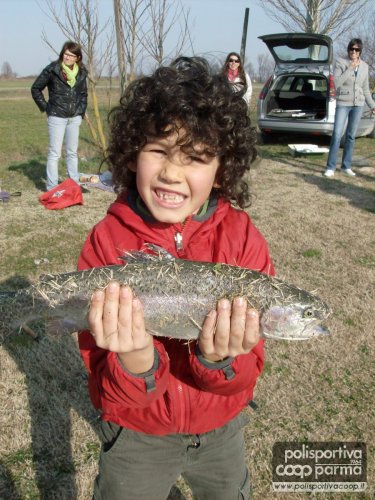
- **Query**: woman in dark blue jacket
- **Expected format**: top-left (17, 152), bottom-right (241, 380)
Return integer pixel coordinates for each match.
top-left (31, 41), bottom-right (88, 191)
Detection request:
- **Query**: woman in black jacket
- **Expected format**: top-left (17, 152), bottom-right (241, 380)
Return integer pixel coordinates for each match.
top-left (31, 41), bottom-right (88, 191)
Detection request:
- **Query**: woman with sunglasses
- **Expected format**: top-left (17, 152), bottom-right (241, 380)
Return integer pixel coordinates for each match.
top-left (31, 41), bottom-right (88, 191)
top-left (324, 38), bottom-right (375, 177)
top-left (222, 52), bottom-right (252, 105)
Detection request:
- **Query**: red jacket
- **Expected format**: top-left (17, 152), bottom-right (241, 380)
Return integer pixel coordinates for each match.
top-left (78, 192), bottom-right (274, 435)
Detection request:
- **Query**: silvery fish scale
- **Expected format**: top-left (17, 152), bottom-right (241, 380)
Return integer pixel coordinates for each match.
top-left (0, 255), bottom-right (331, 343)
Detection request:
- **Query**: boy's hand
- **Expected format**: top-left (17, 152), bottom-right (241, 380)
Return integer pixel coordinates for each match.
top-left (88, 282), bottom-right (154, 373)
top-left (199, 297), bottom-right (260, 362)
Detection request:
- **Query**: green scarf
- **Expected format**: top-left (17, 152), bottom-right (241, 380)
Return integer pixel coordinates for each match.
top-left (61, 62), bottom-right (79, 88)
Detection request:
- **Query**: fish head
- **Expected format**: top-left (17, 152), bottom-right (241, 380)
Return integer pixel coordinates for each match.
top-left (260, 297), bottom-right (331, 341)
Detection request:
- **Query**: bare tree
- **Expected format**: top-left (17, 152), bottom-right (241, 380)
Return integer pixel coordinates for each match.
top-left (245, 61), bottom-right (256, 81)
top-left (257, 53), bottom-right (274, 83)
top-left (138, 0), bottom-right (193, 65)
top-left (114, 0), bottom-right (192, 90)
top-left (40, 0), bottom-right (114, 153)
top-left (119, 0), bottom-right (151, 83)
top-left (336, 7), bottom-right (375, 78)
top-left (362, 10), bottom-right (375, 77)
top-left (113, 0), bottom-right (127, 95)
top-left (257, 0), bottom-right (371, 39)
top-left (39, 0), bottom-right (194, 154)
top-left (1, 62), bottom-right (14, 79)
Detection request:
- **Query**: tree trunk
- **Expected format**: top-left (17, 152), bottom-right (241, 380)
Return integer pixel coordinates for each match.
top-left (88, 81), bottom-right (107, 154)
top-left (113, 0), bottom-right (127, 95)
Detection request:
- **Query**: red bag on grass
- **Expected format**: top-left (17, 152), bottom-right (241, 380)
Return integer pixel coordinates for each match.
top-left (39, 179), bottom-right (83, 210)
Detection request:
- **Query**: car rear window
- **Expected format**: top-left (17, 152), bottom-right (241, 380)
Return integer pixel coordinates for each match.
top-left (273, 44), bottom-right (329, 63)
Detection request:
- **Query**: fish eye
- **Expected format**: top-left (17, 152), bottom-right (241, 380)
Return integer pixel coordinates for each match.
top-left (303, 307), bottom-right (314, 318)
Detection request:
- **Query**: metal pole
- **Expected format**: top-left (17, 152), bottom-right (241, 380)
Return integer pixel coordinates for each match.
top-left (240, 8), bottom-right (249, 63)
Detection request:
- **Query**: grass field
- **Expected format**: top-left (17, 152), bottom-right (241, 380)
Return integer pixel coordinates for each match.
top-left (0, 80), bottom-right (374, 499)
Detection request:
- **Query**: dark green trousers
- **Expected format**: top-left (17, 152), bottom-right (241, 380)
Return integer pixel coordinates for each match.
top-left (93, 412), bottom-right (251, 500)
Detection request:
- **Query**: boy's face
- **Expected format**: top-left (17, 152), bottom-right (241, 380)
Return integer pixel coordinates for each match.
top-left (132, 130), bottom-right (220, 224)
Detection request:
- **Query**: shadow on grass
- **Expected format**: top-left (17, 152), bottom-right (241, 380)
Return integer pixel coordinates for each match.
top-left (8, 159), bottom-right (45, 190)
top-left (257, 131), bottom-right (331, 148)
top-left (4, 337), bottom-right (98, 498)
top-left (3, 336), bottom-right (99, 497)
top-left (256, 140), bottom-right (375, 213)
top-left (294, 172), bottom-right (375, 213)
top-left (257, 148), bottom-right (325, 173)
top-left (0, 275), bottom-right (98, 497)
top-left (0, 274), bottom-right (31, 291)
top-left (0, 461), bottom-right (21, 500)
top-left (0, 275), bottom-right (187, 499)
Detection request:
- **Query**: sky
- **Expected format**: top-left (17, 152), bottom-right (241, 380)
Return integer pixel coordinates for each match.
top-left (0, 0), bottom-right (283, 77)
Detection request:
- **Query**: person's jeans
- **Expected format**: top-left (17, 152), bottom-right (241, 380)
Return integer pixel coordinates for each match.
top-left (46, 115), bottom-right (82, 190)
top-left (326, 105), bottom-right (363, 171)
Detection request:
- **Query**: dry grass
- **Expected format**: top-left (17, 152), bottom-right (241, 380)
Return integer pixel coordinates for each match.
top-left (246, 151), bottom-right (375, 499)
top-left (0, 82), bottom-right (374, 498)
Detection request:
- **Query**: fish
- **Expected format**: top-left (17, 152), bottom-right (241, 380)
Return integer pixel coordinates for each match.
top-left (0, 248), bottom-right (331, 344)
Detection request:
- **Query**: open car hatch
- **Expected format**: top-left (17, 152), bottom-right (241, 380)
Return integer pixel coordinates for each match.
top-left (258, 33), bottom-right (333, 67)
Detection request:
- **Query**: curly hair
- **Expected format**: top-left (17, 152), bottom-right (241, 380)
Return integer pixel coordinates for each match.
top-left (107, 56), bottom-right (257, 208)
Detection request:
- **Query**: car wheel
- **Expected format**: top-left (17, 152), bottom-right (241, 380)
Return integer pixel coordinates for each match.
top-left (259, 131), bottom-right (271, 144)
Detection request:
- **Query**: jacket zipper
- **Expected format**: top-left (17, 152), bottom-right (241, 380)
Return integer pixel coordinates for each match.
top-left (172, 218), bottom-right (191, 431)
top-left (173, 348), bottom-right (190, 433)
top-left (174, 232), bottom-right (183, 251)
top-left (173, 216), bottom-right (192, 254)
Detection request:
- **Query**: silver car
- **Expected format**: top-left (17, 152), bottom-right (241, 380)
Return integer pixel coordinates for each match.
top-left (257, 33), bottom-right (375, 143)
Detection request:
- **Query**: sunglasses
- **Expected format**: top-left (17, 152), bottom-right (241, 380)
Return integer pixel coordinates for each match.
top-left (229, 58), bottom-right (240, 63)
top-left (349, 47), bottom-right (361, 52)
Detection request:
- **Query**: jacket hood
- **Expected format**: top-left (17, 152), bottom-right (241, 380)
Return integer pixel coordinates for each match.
top-left (106, 191), bottom-right (233, 258)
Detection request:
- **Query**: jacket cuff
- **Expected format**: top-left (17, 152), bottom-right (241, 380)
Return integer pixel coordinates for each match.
top-left (195, 345), bottom-right (235, 380)
top-left (116, 348), bottom-right (160, 392)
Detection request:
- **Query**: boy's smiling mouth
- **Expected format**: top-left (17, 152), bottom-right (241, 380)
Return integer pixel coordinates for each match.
top-left (154, 188), bottom-right (186, 205)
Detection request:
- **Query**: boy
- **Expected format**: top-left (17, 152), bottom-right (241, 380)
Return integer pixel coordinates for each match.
top-left (78, 57), bottom-right (274, 499)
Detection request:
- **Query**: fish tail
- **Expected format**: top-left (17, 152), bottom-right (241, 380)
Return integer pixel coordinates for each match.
top-left (0, 291), bottom-right (41, 344)
top-left (45, 318), bottom-right (75, 336)
top-left (45, 315), bottom-right (88, 336)
top-left (19, 323), bottom-right (41, 342)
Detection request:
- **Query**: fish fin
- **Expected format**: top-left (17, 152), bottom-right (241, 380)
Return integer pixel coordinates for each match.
top-left (144, 244), bottom-right (174, 259)
top-left (146, 327), bottom-right (165, 337)
top-left (119, 245), bottom-right (175, 263)
top-left (118, 251), bottom-right (156, 263)
top-left (260, 331), bottom-right (311, 341)
top-left (45, 318), bottom-right (81, 336)
top-left (20, 323), bottom-right (40, 342)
